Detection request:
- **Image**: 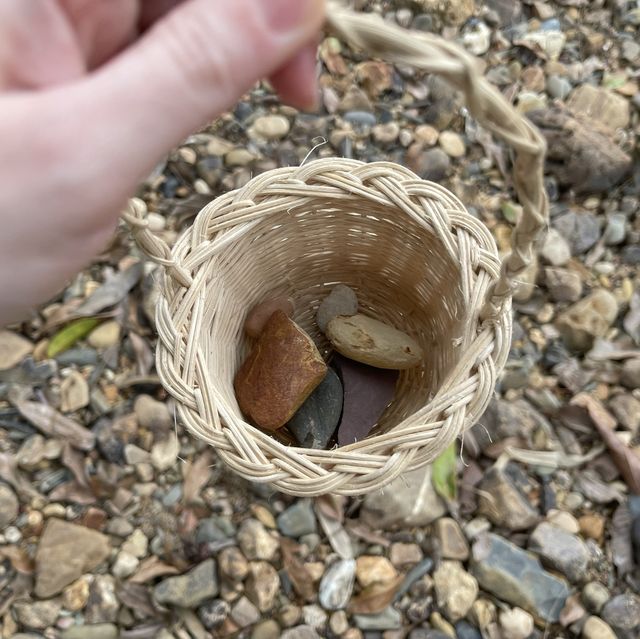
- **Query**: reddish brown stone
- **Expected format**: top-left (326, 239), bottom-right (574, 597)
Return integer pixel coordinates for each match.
top-left (244, 296), bottom-right (294, 338)
top-left (234, 311), bottom-right (327, 431)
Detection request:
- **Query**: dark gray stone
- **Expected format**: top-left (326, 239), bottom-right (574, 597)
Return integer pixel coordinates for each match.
top-left (154, 559), bottom-right (218, 608)
top-left (553, 211), bottom-right (601, 255)
top-left (455, 620), bottom-right (482, 639)
top-left (287, 369), bottom-right (343, 449)
top-left (277, 500), bottom-right (317, 538)
top-left (316, 285), bottom-right (358, 333)
top-left (528, 522), bottom-right (590, 582)
top-left (334, 355), bottom-right (398, 446)
top-left (196, 516), bottom-right (235, 545)
top-left (353, 606), bottom-right (402, 630)
top-left (471, 533), bottom-right (570, 623)
top-left (601, 593), bottom-right (640, 639)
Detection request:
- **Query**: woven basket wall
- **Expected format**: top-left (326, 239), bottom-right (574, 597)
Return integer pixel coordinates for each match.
top-left (123, 5), bottom-right (548, 496)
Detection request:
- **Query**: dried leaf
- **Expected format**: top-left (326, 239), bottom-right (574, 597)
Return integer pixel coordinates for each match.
top-left (129, 331), bottom-right (154, 376)
top-left (0, 453), bottom-right (40, 500)
top-left (182, 451), bottom-right (211, 503)
top-left (504, 444), bottom-right (605, 469)
top-left (432, 442), bottom-right (458, 503)
top-left (575, 470), bottom-right (624, 504)
top-left (315, 505), bottom-right (353, 560)
top-left (281, 538), bottom-right (315, 602)
top-left (47, 318), bottom-right (100, 357)
top-left (612, 501), bottom-right (634, 576)
top-left (344, 521), bottom-right (390, 547)
top-left (75, 262), bottom-right (143, 316)
top-left (14, 399), bottom-right (95, 450)
top-left (573, 393), bottom-right (640, 494)
top-left (349, 574), bottom-right (404, 614)
top-left (315, 494), bottom-right (346, 523)
top-left (0, 546), bottom-right (34, 574)
top-left (48, 481), bottom-right (96, 504)
top-left (117, 582), bottom-right (157, 618)
top-left (61, 442), bottom-right (89, 488)
top-left (129, 556), bottom-right (180, 584)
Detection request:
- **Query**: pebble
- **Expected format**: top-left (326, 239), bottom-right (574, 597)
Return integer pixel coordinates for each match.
top-left (87, 321), bottom-right (121, 349)
top-left (579, 513), bottom-right (605, 542)
top-left (154, 559), bottom-right (218, 608)
top-left (582, 582), bottom-right (610, 613)
top-left (218, 546), bottom-right (249, 581)
top-left (319, 559), bottom-right (356, 610)
top-left (528, 521), bottom-right (590, 582)
top-left (435, 517), bottom-right (469, 560)
top-left (499, 608), bottom-right (534, 639)
top-left (471, 533), bottom-right (570, 622)
top-left (198, 599), bottom-right (230, 630)
top-left (246, 561), bottom-right (281, 612)
top-left (461, 21), bottom-right (492, 55)
top-left (353, 606), bottom-right (402, 631)
top-left (327, 314), bottom-right (423, 370)
top-left (150, 436), bottom-right (179, 471)
top-left (112, 550), bottom-right (139, 579)
top-left (361, 465), bottom-right (446, 529)
top-left (609, 394), bottom-right (640, 434)
top-left (433, 560), bottom-right (478, 622)
top-left (410, 148), bottom-right (451, 181)
top-left (601, 593), bottom-right (640, 639)
top-left (84, 575), bottom-right (119, 623)
top-left (541, 229), bottom-right (571, 266)
top-left (234, 311), bottom-right (327, 430)
top-left (237, 519), bottom-right (279, 561)
top-left (522, 30), bottom-right (566, 59)
top-left (603, 213), bottom-right (627, 246)
top-left (134, 395), bottom-right (172, 431)
top-left (372, 122), bottom-right (400, 144)
top-left (316, 285), bottom-right (358, 333)
top-left (557, 290), bottom-right (619, 352)
top-left (0, 330), bottom-right (34, 370)
top-left (13, 600), bottom-right (61, 630)
top-left (196, 515), bottom-right (235, 544)
top-left (277, 500), bottom-right (317, 538)
top-left (35, 518), bottom-right (111, 598)
top-left (621, 358), bottom-right (640, 388)
top-left (545, 267), bottom-right (582, 303)
top-left (553, 211), bottom-right (601, 256)
top-left (252, 619), bottom-right (281, 639)
top-left (454, 620), bottom-right (482, 639)
top-left (355, 556), bottom-right (398, 587)
top-left (231, 596), bottom-right (261, 627)
top-left (287, 369), bottom-right (343, 449)
top-left (547, 75), bottom-right (572, 100)
top-left (438, 131), bottom-right (466, 158)
top-left (281, 626), bottom-right (322, 639)
top-left (0, 483), bottom-right (19, 528)
top-left (60, 370), bottom-right (89, 412)
top-left (414, 124), bottom-right (439, 146)
top-left (63, 577), bottom-right (91, 611)
top-left (245, 296), bottom-right (295, 338)
top-left (567, 84), bottom-right (630, 130)
top-left (390, 542), bottom-right (423, 567)
top-left (61, 624), bottom-right (118, 639)
top-left (250, 115), bottom-right (291, 141)
top-left (547, 510), bottom-right (580, 534)
top-left (478, 466), bottom-right (539, 531)
top-left (582, 616), bottom-right (617, 639)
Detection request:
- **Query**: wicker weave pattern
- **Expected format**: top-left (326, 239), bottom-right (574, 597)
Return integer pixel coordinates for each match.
top-left (122, 5), bottom-right (548, 496)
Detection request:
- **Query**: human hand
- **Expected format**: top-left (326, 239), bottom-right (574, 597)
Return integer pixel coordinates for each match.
top-left (0, 0), bottom-right (324, 325)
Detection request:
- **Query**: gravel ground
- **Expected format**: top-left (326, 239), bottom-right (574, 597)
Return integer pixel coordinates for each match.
top-left (0, 1), bottom-right (639, 638)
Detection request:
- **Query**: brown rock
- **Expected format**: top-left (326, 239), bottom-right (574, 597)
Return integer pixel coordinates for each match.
top-left (326, 314), bottom-right (423, 370)
top-left (567, 84), bottom-right (630, 130)
top-left (355, 556), bottom-right (398, 588)
top-left (219, 546), bottom-right (250, 582)
top-left (527, 107), bottom-right (631, 194)
top-left (35, 519), bottom-right (111, 598)
top-left (244, 297), bottom-right (294, 338)
top-left (435, 517), bottom-right (470, 560)
top-left (234, 311), bottom-right (327, 430)
top-left (356, 61), bottom-right (393, 97)
top-left (579, 513), bottom-right (605, 543)
top-left (0, 330), bottom-right (33, 370)
top-left (246, 561), bottom-right (280, 612)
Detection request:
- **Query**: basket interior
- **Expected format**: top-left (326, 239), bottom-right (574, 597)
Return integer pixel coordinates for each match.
top-left (197, 193), bottom-right (469, 440)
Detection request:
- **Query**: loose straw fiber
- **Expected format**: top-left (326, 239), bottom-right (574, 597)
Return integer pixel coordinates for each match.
top-left (122, 3), bottom-right (549, 496)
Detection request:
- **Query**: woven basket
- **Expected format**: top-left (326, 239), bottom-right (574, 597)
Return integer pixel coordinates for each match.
top-left (122, 4), bottom-right (548, 496)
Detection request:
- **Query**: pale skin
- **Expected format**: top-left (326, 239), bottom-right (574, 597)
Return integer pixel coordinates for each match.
top-left (0, 0), bottom-right (325, 325)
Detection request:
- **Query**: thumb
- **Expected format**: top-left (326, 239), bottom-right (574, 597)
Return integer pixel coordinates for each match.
top-left (76, 0), bottom-right (325, 181)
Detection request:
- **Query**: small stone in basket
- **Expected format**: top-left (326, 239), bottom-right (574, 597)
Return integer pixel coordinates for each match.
top-left (244, 296), bottom-right (294, 338)
top-left (234, 311), bottom-right (327, 431)
top-left (316, 284), bottom-right (358, 332)
top-left (333, 354), bottom-right (398, 447)
top-left (326, 313), bottom-right (423, 370)
top-left (287, 368), bottom-right (343, 449)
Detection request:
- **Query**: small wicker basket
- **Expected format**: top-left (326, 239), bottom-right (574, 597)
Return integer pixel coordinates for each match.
top-left (122, 4), bottom-right (548, 496)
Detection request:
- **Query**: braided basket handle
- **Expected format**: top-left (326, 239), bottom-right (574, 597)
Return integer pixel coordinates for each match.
top-left (123, 3), bottom-right (548, 321)
top-left (326, 3), bottom-right (548, 320)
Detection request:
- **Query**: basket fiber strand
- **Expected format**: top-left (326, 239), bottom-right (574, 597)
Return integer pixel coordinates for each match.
top-left (122, 3), bottom-right (549, 496)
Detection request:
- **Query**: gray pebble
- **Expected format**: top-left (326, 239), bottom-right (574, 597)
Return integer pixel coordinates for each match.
top-left (316, 285), bottom-right (358, 333)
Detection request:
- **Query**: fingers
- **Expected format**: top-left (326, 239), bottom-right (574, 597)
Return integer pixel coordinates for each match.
top-left (73, 0), bottom-right (325, 184)
top-left (269, 40), bottom-right (319, 111)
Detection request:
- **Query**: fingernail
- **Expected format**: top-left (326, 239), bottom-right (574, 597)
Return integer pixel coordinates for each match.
top-left (261, 0), bottom-right (325, 32)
